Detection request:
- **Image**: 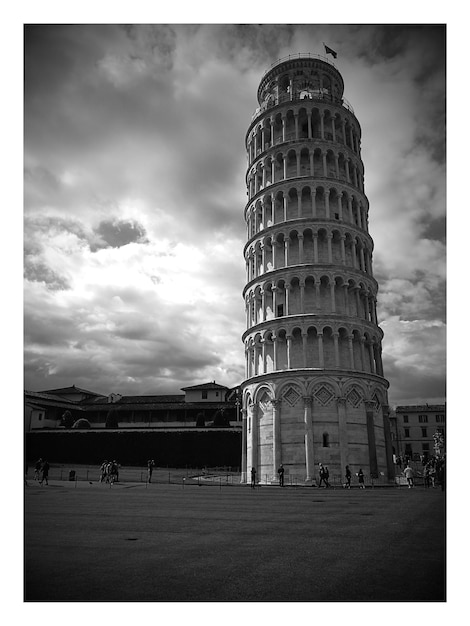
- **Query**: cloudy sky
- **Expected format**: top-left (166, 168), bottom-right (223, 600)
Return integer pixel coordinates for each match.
top-left (23, 23), bottom-right (446, 407)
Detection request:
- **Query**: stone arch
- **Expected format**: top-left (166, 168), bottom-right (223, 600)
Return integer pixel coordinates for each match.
top-left (286, 148), bottom-right (297, 179)
top-left (288, 275), bottom-right (301, 315)
top-left (337, 326), bottom-right (350, 368)
top-left (290, 325), bottom-right (304, 369)
top-left (297, 107), bottom-right (309, 139)
top-left (321, 325), bottom-right (335, 369)
top-left (253, 384), bottom-right (275, 405)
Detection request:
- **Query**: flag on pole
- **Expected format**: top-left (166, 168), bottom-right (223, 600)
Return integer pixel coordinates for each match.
top-left (324, 44), bottom-right (338, 59)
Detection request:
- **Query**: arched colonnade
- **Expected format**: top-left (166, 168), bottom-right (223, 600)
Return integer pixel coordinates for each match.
top-left (244, 323), bottom-right (384, 378)
top-left (244, 275), bottom-right (378, 328)
top-left (247, 105), bottom-right (361, 166)
top-left (245, 226), bottom-right (374, 282)
top-left (246, 185), bottom-right (368, 238)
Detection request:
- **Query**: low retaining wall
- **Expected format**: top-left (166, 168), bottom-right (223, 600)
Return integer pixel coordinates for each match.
top-left (25, 429), bottom-right (242, 469)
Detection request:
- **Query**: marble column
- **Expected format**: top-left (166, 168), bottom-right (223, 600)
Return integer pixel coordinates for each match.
top-left (337, 397), bottom-right (349, 476)
top-left (272, 399), bottom-right (281, 478)
top-left (303, 396), bottom-right (314, 481)
top-left (241, 408), bottom-right (247, 483)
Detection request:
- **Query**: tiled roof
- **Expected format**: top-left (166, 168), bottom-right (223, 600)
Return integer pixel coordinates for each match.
top-left (396, 405), bottom-right (446, 412)
top-left (25, 391), bottom-right (85, 410)
top-left (181, 382), bottom-right (229, 391)
top-left (81, 394), bottom-right (185, 406)
top-left (38, 385), bottom-right (104, 397)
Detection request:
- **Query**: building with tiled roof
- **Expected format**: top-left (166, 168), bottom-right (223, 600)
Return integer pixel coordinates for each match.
top-left (25, 381), bottom-right (241, 431)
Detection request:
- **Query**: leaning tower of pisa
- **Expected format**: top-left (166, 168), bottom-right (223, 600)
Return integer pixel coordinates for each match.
top-left (241, 54), bottom-right (394, 485)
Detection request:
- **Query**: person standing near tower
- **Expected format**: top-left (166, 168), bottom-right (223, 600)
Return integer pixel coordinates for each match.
top-left (39, 459), bottom-right (49, 486)
top-left (318, 463), bottom-right (329, 488)
top-left (278, 464), bottom-right (285, 487)
top-left (147, 459), bottom-right (155, 483)
top-left (251, 466), bottom-right (257, 489)
top-left (404, 464), bottom-right (414, 488)
top-left (344, 465), bottom-right (352, 489)
top-left (357, 468), bottom-right (365, 489)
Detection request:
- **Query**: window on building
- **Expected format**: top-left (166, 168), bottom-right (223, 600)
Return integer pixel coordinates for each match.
top-left (403, 415), bottom-right (408, 423)
top-left (277, 304), bottom-right (284, 317)
top-left (322, 432), bottom-right (329, 447)
top-left (405, 444), bottom-right (412, 456)
top-left (436, 414), bottom-right (445, 423)
top-left (418, 415), bottom-right (428, 423)
top-left (422, 443), bottom-right (430, 455)
top-left (404, 428), bottom-right (410, 438)
top-left (38, 414), bottom-right (42, 421)
top-left (202, 391), bottom-right (208, 399)
top-left (421, 428), bottom-right (428, 438)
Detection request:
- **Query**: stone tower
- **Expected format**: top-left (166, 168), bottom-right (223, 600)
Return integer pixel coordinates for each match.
top-left (241, 54), bottom-right (394, 485)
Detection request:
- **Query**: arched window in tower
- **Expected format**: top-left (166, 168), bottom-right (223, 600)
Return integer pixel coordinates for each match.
top-left (322, 432), bottom-right (330, 447)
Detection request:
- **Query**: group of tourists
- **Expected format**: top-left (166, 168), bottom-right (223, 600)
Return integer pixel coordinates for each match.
top-left (423, 456), bottom-right (445, 490)
top-left (250, 462), bottom-right (367, 488)
top-left (402, 456), bottom-right (445, 490)
top-left (33, 457), bottom-right (50, 485)
top-left (99, 460), bottom-right (120, 484)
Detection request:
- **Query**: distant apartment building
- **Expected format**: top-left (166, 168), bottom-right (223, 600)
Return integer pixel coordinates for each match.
top-left (389, 405), bottom-right (446, 461)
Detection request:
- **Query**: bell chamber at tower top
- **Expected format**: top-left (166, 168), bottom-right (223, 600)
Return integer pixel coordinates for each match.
top-left (251, 55), bottom-right (355, 125)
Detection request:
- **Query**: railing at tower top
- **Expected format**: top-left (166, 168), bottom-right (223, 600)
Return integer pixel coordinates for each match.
top-left (250, 91), bottom-right (355, 124)
top-left (261, 53), bottom-right (338, 77)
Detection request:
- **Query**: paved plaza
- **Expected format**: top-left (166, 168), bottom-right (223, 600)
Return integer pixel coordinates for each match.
top-left (24, 477), bottom-right (445, 602)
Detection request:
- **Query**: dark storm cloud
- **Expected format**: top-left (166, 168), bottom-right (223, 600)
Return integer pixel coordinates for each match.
top-left (421, 217), bottom-right (446, 243)
top-left (93, 219), bottom-right (148, 250)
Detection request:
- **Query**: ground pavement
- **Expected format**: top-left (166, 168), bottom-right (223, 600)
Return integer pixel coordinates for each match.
top-left (24, 477), bottom-right (445, 602)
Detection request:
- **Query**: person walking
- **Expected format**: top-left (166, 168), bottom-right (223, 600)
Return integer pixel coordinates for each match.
top-left (404, 464), bottom-right (414, 488)
top-left (251, 466), bottom-right (257, 489)
top-left (424, 464), bottom-right (431, 488)
top-left (437, 460), bottom-right (445, 491)
top-left (99, 460), bottom-right (108, 483)
top-left (318, 463), bottom-right (329, 488)
top-left (34, 458), bottom-right (42, 481)
top-left (39, 460), bottom-right (49, 486)
top-left (344, 465), bottom-right (352, 489)
top-left (429, 463), bottom-right (436, 488)
top-left (278, 464), bottom-right (285, 487)
top-left (357, 468), bottom-right (365, 489)
top-left (147, 459), bottom-right (155, 483)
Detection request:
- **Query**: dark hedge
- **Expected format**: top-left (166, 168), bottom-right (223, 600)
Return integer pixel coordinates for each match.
top-left (25, 429), bottom-right (242, 469)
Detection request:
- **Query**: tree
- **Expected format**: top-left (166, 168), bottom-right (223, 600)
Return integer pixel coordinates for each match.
top-left (61, 410), bottom-right (74, 428)
top-left (213, 409), bottom-right (230, 428)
